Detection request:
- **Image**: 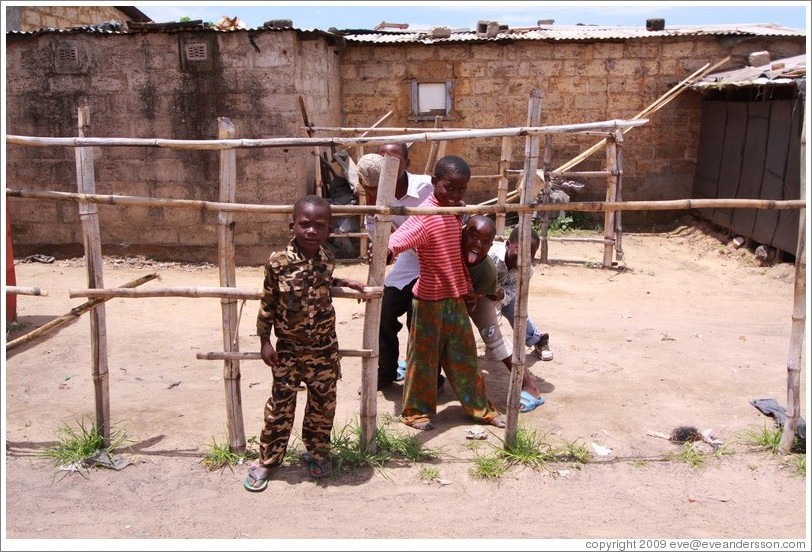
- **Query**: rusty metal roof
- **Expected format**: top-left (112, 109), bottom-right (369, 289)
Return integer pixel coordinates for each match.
top-left (338, 23), bottom-right (805, 44)
top-left (691, 54), bottom-right (807, 89)
top-left (7, 21), bottom-right (805, 42)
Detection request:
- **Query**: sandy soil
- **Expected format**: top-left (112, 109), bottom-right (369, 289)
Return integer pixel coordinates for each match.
top-left (3, 219), bottom-right (809, 546)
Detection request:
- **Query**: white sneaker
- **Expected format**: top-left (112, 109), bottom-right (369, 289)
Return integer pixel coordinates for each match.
top-left (534, 334), bottom-right (553, 361)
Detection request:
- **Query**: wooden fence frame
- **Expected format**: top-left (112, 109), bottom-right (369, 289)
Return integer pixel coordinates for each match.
top-left (5, 101), bottom-right (805, 454)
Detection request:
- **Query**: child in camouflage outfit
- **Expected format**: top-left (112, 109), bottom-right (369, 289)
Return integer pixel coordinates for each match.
top-left (243, 195), bottom-right (365, 492)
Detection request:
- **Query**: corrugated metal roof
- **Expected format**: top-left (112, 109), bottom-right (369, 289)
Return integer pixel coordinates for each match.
top-left (339, 23), bottom-right (805, 44)
top-left (7, 21), bottom-right (805, 42)
top-left (691, 54), bottom-right (807, 89)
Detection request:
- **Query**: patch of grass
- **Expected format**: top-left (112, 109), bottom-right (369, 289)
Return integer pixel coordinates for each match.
top-left (741, 425), bottom-right (804, 454)
top-left (670, 442), bottom-right (706, 468)
top-left (496, 427), bottom-right (553, 470)
top-left (630, 459), bottom-right (650, 468)
top-left (557, 439), bottom-right (592, 464)
top-left (469, 452), bottom-right (508, 480)
top-left (6, 320), bottom-right (28, 333)
top-left (784, 454), bottom-right (805, 478)
top-left (329, 418), bottom-right (438, 476)
top-left (201, 435), bottom-right (260, 472)
top-left (419, 465), bottom-right (440, 483)
top-left (38, 417), bottom-right (130, 477)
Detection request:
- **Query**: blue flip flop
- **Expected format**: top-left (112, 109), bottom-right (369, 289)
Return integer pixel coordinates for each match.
top-left (243, 462), bottom-right (269, 492)
top-left (395, 361), bottom-right (407, 382)
top-left (519, 390), bottom-right (545, 413)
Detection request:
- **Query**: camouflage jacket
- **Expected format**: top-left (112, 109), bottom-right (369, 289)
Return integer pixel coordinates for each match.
top-left (256, 239), bottom-right (338, 346)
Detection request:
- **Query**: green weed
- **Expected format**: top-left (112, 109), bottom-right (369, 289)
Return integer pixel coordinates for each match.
top-left (670, 442), bottom-right (706, 468)
top-left (201, 435), bottom-right (260, 472)
top-left (329, 418), bottom-right (438, 476)
top-left (38, 417), bottom-right (130, 477)
top-left (741, 425), bottom-right (793, 454)
top-left (469, 452), bottom-right (508, 480)
top-left (419, 465), bottom-right (440, 483)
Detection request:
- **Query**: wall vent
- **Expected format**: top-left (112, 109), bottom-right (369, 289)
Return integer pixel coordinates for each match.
top-left (57, 46), bottom-right (78, 62)
top-left (184, 43), bottom-right (208, 61)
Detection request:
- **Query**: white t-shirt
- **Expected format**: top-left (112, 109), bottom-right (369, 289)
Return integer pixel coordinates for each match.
top-left (366, 172), bottom-right (433, 289)
top-left (488, 240), bottom-right (535, 307)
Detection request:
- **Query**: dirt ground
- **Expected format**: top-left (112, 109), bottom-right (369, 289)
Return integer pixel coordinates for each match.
top-left (3, 218), bottom-right (809, 546)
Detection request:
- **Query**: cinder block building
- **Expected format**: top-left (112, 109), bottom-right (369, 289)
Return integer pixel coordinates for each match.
top-left (4, 17), bottom-right (806, 263)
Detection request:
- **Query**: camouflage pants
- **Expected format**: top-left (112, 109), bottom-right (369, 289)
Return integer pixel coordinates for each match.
top-left (258, 339), bottom-right (340, 467)
top-left (402, 297), bottom-right (501, 427)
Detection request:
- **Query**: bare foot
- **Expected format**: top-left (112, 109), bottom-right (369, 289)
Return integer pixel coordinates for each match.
top-left (489, 414), bottom-right (507, 428)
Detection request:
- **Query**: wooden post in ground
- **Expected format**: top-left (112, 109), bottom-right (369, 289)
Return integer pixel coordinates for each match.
top-left (359, 155), bottom-right (399, 452)
top-left (505, 89), bottom-right (543, 444)
top-left (217, 117), bottom-right (246, 453)
top-left (496, 136), bottom-right (512, 237)
top-left (603, 133), bottom-right (618, 268)
top-left (298, 96), bottom-right (323, 196)
top-left (538, 135), bottom-right (554, 263)
top-left (614, 129), bottom-right (625, 263)
top-left (779, 121), bottom-right (806, 455)
top-left (75, 106), bottom-right (111, 444)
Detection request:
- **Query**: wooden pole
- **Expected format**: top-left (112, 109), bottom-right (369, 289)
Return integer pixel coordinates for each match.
top-left (505, 89), bottom-right (543, 444)
top-left (495, 137), bottom-right (512, 237)
top-left (74, 107), bottom-right (111, 444)
top-left (196, 349), bottom-right (372, 360)
top-left (538, 135), bottom-right (554, 263)
top-left (6, 274), bottom-right (158, 351)
top-left (359, 155), bottom-right (399, 452)
top-left (423, 115), bottom-right (445, 175)
top-left (298, 96), bottom-right (323, 196)
top-left (352, 110), bottom-right (394, 159)
top-left (217, 117), bottom-right (246, 454)
top-left (603, 133), bottom-right (618, 268)
top-left (9, 188), bottom-right (804, 216)
top-left (778, 121), bottom-right (806, 455)
top-left (614, 129), bottom-right (625, 263)
top-left (6, 286), bottom-right (48, 296)
top-left (7, 118), bottom-right (649, 150)
top-left (69, 285), bottom-right (382, 300)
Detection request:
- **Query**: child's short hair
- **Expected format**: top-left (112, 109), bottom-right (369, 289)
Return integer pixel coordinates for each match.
top-left (508, 225), bottom-right (541, 252)
top-left (434, 155), bottom-right (471, 180)
top-left (293, 195), bottom-right (331, 218)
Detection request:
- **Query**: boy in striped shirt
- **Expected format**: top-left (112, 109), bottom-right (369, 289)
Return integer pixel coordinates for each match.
top-left (386, 156), bottom-right (506, 431)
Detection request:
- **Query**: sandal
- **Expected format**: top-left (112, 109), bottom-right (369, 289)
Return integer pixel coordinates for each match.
top-left (243, 462), bottom-right (270, 492)
top-left (302, 452), bottom-right (331, 480)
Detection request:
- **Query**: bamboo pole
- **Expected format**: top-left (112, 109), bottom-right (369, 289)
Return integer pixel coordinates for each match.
top-left (298, 96), bottom-right (323, 197)
top-left (353, 112), bottom-right (394, 260)
top-left (360, 155), bottom-right (400, 452)
top-left (538, 135), bottom-right (554, 263)
top-left (310, 126), bottom-right (475, 133)
top-left (423, 115), bottom-right (445, 175)
top-left (217, 117), bottom-right (246, 454)
top-left (75, 107), bottom-right (111, 444)
top-left (614, 129), bottom-right (625, 262)
top-left (6, 119), bottom-right (649, 150)
top-left (196, 350), bottom-right (372, 360)
top-left (8, 188), bottom-right (804, 215)
top-left (69, 286), bottom-right (382, 300)
top-left (505, 89), bottom-right (544, 444)
top-left (603, 133), bottom-right (618, 267)
top-left (6, 286), bottom-right (48, 296)
top-left (496, 136), bottom-right (512, 236)
top-left (778, 121), bottom-right (806, 455)
top-left (6, 274), bottom-right (158, 351)
top-left (353, 110), bottom-right (394, 159)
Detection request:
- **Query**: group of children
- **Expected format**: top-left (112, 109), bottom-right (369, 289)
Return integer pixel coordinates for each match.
top-left (243, 149), bottom-right (552, 491)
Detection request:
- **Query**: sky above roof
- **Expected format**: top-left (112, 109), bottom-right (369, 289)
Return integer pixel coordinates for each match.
top-left (132, 1), bottom-right (809, 32)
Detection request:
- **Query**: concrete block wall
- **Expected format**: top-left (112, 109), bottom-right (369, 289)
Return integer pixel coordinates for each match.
top-left (7, 5), bottom-right (128, 31)
top-left (6, 29), bottom-right (342, 264)
top-left (340, 35), bottom-right (805, 228)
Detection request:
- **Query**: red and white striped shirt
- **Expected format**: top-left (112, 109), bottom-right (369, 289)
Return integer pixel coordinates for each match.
top-left (387, 194), bottom-right (472, 301)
